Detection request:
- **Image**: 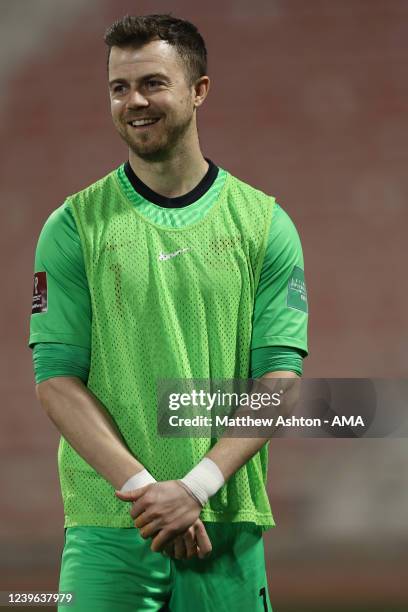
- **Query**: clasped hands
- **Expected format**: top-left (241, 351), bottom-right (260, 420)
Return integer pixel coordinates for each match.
top-left (116, 480), bottom-right (212, 560)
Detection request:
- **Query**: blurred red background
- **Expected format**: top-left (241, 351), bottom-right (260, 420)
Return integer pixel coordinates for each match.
top-left (1, 1), bottom-right (407, 610)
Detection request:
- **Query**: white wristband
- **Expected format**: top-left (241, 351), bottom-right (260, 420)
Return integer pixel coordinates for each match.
top-left (180, 458), bottom-right (225, 507)
top-left (120, 469), bottom-right (156, 492)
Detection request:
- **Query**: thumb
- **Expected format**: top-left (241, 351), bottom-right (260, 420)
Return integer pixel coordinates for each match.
top-left (194, 520), bottom-right (212, 558)
top-left (115, 485), bottom-right (150, 501)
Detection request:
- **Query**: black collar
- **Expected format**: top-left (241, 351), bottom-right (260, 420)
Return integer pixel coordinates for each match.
top-left (123, 158), bottom-right (219, 208)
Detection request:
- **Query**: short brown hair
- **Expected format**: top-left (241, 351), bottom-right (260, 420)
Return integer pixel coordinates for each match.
top-left (104, 14), bottom-right (208, 85)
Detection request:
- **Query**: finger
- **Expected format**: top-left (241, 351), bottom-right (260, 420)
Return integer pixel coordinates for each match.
top-left (134, 511), bottom-right (154, 527)
top-left (151, 528), bottom-right (176, 552)
top-left (163, 543), bottom-right (174, 558)
top-left (174, 536), bottom-right (187, 560)
top-left (183, 527), bottom-right (198, 559)
top-left (194, 521), bottom-right (212, 559)
top-left (139, 519), bottom-right (162, 539)
top-left (115, 485), bottom-right (150, 502)
top-left (127, 500), bottom-right (147, 520)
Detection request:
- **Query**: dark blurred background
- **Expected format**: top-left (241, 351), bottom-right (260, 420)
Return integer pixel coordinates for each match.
top-left (1, 1), bottom-right (407, 611)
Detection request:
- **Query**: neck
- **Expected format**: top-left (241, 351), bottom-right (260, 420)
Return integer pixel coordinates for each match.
top-left (128, 130), bottom-right (208, 198)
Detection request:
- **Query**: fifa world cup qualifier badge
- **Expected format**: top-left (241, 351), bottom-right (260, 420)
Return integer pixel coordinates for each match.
top-left (32, 272), bottom-right (48, 314)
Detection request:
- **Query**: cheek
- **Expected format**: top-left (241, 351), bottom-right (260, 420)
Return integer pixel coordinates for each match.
top-left (178, 93), bottom-right (194, 113)
top-left (110, 99), bottom-right (124, 119)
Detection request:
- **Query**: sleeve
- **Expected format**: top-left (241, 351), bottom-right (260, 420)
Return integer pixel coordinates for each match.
top-left (250, 346), bottom-right (304, 378)
top-left (32, 342), bottom-right (91, 385)
top-left (251, 203), bottom-right (308, 354)
top-left (28, 201), bottom-right (91, 349)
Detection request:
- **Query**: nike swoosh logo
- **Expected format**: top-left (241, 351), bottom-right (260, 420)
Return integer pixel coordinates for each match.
top-left (158, 247), bottom-right (191, 261)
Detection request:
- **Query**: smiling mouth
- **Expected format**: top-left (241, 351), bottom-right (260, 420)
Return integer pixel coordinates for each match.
top-left (127, 118), bottom-right (160, 128)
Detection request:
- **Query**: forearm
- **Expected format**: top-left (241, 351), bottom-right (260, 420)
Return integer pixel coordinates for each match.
top-left (36, 376), bottom-right (144, 489)
top-left (206, 371), bottom-right (299, 480)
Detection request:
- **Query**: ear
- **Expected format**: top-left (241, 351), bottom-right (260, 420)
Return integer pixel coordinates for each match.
top-left (193, 76), bottom-right (210, 109)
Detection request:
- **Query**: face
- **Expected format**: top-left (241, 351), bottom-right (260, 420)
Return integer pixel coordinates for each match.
top-left (108, 40), bottom-right (198, 161)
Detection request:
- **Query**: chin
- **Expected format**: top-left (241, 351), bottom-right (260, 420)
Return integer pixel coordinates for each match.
top-left (129, 139), bottom-right (172, 161)
top-left (133, 147), bottom-right (173, 162)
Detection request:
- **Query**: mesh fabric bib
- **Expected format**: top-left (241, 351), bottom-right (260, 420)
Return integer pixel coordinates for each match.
top-left (61, 168), bottom-right (275, 528)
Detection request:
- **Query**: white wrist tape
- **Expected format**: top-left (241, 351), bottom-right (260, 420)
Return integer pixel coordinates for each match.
top-left (120, 469), bottom-right (156, 492)
top-left (180, 458), bottom-right (225, 507)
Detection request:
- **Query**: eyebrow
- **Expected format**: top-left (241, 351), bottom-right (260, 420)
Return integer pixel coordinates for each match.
top-left (108, 72), bottom-right (170, 87)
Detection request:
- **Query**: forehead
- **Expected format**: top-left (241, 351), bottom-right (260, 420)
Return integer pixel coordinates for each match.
top-left (108, 39), bottom-right (185, 80)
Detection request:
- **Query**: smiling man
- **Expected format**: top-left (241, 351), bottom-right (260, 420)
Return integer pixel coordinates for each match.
top-left (29, 14), bottom-right (308, 612)
top-left (109, 45), bottom-right (199, 162)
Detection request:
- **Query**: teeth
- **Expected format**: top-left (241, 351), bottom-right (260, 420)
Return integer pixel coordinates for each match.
top-left (130, 119), bottom-right (158, 126)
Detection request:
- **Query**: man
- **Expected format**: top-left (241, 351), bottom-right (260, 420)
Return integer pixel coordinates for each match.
top-left (29, 14), bottom-right (308, 612)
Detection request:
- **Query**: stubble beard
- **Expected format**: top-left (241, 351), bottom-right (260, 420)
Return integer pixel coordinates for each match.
top-left (120, 111), bottom-right (195, 163)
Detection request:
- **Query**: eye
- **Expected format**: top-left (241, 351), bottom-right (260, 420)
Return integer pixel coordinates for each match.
top-left (112, 84), bottom-right (126, 94)
top-left (146, 80), bottom-right (163, 89)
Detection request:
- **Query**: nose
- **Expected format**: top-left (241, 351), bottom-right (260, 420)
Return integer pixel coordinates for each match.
top-left (126, 87), bottom-right (149, 108)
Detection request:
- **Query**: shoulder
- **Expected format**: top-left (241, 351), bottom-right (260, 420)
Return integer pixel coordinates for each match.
top-left (38, 167), bottom-right (120, 240)
top-left (221, 171), bottom-right (276, 235)
top-left (37, 200), bottom-right (78, 250)
top-left (34, 199), bottom-right (87, 282)
top-left (67, 167), bottom-right (120, 208)
top-left (225, 171), bottom-right (276, 206)
top-left (264, 203), bottom-right (304, 270)
top-left (271, 204), bottom-right (302, 244)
